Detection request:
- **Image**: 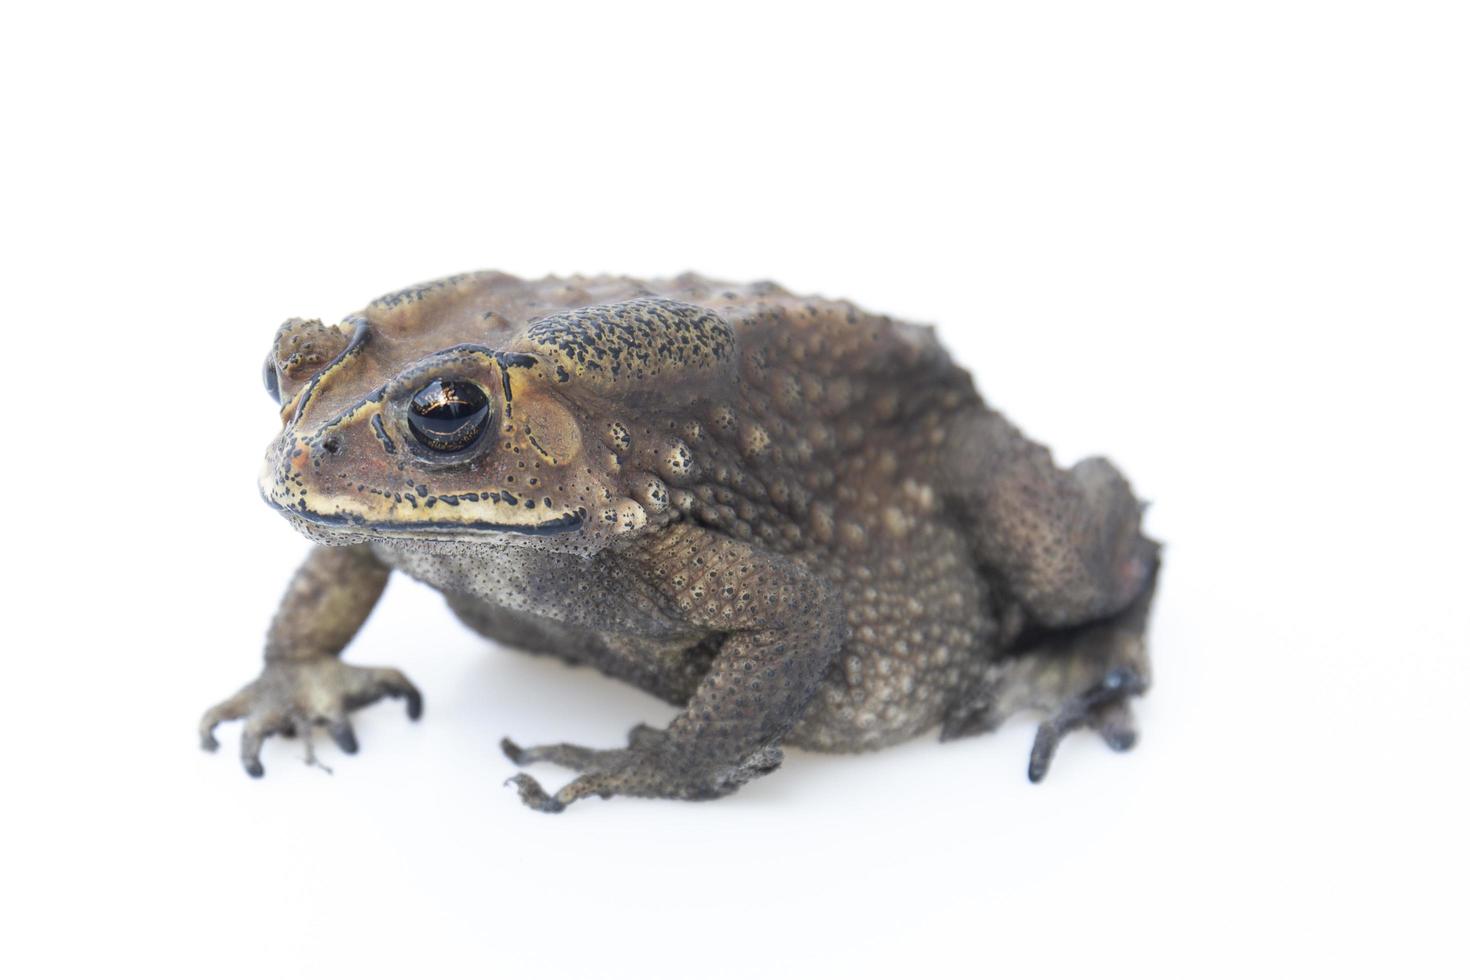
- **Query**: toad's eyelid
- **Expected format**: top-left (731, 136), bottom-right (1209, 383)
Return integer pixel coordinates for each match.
top-left (383, 345), bottom-right (500, 395)
top-left (382, 346), bottom-right (537, 403)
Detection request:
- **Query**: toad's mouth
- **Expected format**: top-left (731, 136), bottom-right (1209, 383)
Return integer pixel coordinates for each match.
top-left (262, 494), bottom-right (585, 539)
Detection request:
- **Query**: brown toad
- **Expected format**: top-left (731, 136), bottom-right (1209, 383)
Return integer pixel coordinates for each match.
top-left (200, 272), bottom-right (1161, 812)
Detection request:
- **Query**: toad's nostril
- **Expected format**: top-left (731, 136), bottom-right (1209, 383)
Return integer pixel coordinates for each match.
top-left (322, 436), bottom-right (342, 454)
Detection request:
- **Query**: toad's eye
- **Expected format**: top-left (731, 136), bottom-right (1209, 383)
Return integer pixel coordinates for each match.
top-left (263, 355), bottom-right (281, 404)
top-left (407, 379), bottom-right (491, 453)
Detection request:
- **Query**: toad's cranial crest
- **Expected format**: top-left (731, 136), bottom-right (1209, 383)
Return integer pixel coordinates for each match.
top-left (204, 271), bottom-right (1162, 812)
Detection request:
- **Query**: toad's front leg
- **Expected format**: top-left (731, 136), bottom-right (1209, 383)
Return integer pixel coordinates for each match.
top-left (504, 525), bottom-right (846, 813)
top-left (199, 544), bottom-right (421, 776)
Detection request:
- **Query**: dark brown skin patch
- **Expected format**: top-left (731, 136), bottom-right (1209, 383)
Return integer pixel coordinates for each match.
top-left (203, 271), bottom-right (1162, 810)
top-left (526, 297), bottom-right (735, 387)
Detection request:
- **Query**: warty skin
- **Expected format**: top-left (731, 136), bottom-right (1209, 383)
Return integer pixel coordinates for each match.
top-left (200, 271), bottom-right (1160, 812)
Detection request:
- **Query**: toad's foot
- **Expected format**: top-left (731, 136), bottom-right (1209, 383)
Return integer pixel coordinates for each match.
top-left (942, 562), bottom-right (1156, 781)
top-left (1026, 665), bottom-right (1146, 782)
top-left (942, 643), bottom-right (1148, 782)
top-left (199, 659), bottom-right (422, 777)
top-left (501, 725), bottom-right (782, 814)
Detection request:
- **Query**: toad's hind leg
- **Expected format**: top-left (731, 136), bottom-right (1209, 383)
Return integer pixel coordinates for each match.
top-left (937, 405), bottom-right (1161, 779)
top-left (941, 406), bottom-right (1157, 631)
top-left (942, 559), bottom-right (1159, 781)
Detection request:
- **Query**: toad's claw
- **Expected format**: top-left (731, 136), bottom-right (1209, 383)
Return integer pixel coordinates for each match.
top-left (505, 773), bottom-right (559, 812)
top-left (504, 773), bottom-right (595, 814)
top-left (1088, 698), bottom-right (1138, 752)
top-left (199, 659), bottom-right (422, 778)
top-left (1027, 666), bottom-right (1147, 783)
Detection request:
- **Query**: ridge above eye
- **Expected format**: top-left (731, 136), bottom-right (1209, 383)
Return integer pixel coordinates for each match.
top-left (407, 379), bottom-right (490, 453)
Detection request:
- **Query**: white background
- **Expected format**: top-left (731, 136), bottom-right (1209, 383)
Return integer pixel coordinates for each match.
top-left (4, 3), bottom-right (1467, 978)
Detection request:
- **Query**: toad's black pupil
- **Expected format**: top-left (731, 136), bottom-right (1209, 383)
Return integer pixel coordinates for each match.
top-left (407, 380), bottom-right (490, 453)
